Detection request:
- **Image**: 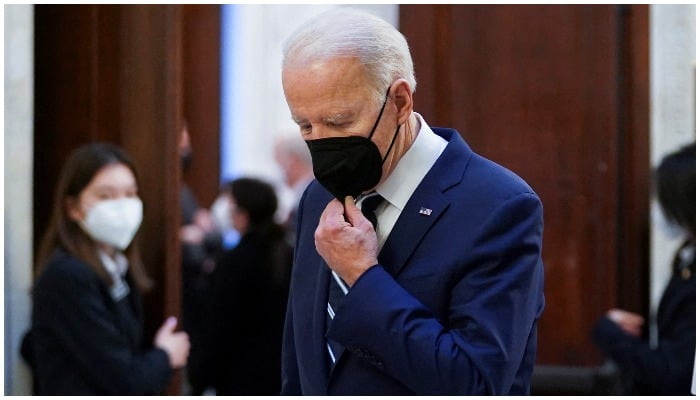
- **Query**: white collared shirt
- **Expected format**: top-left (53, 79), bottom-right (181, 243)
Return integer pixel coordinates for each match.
top-left (360, 112), bottom-right (448, 250)
top-left (98, 250), bottom-right (131, 301)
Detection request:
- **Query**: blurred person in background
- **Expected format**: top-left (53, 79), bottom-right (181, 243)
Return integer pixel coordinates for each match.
top-left (592, 142), bottom-right (695, 395)
top-left (177, 122), bottom-right (225, 394)
top-left (21, 142), bottom-right (190, 395)
top-left (179, 121), bottom-right (223, 279)
top-left (179, 122), bottom-right (223, 268)
top-left (274, 133), bottom-right (314, 246)
top-left (209, 180), bottom-right (241, 250)
top-left (201, 177), bottom-right (293, 395)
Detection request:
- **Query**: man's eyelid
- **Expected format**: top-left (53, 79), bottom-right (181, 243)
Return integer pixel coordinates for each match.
top-left (326, 118), bottom-right (349, 127)
top-left (292, 117), bottom-right (312, 132)
top-left (299, 124), bottom-right (312, 135)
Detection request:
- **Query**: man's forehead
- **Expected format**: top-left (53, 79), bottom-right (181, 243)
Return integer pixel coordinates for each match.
top-left (283, 57), bottom-right (371, 90)
top-left (290, 95), bottom-right (369, 119)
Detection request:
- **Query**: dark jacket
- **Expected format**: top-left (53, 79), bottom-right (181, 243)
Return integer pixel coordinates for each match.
top-left (282, 128), bottom-right (545, 395)
top-left (204, 229), bottom-right (293, 395)
top-left (21, 249), bottom-right (171, 395)
top-left (593, 241), bottom-right (696, 395)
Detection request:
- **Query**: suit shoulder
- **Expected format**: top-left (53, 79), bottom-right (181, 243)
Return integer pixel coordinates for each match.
top-left (467, 152), bottom-right (539, 200)
top-left (303, 180), bottom-right (332, 200)
top-left (299, 180), bottom-right (333, 213)
top-left (435, 127), bottom-right (538, 201)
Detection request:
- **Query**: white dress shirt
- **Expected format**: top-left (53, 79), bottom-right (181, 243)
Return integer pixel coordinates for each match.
top-left (358, 112), bottom-right (448, 250)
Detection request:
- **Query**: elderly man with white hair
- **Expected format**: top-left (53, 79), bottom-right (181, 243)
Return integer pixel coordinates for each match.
top-left (279, 7), bottom-right (545, 395)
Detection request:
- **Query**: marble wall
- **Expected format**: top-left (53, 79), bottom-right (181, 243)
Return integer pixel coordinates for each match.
top-left (4, 4), bottom-right (34, 395)
top-left (649, 4), bottom-right (696, 345)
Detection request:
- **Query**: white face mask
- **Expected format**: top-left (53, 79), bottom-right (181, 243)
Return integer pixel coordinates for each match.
top-left (79, 198), bottom-right (143, 250)
top-left (210, 194), bottom-right (233, 232)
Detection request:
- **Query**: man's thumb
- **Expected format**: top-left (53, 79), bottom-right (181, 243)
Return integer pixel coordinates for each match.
top-left (344, 196), bottom-right (365, 226)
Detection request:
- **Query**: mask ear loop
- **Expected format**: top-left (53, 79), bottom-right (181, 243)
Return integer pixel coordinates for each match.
top-left (381, 124), bottom-right (402, 164)
top-left (366, 86), bottom-right (392, 141)
top-left (368, 86), bottom-right (401, 164)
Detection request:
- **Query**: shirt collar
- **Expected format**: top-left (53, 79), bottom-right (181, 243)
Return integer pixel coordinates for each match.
top-left (98, 250), bottom-right (129, 278)
top-left (375, 112), bottom-right (448, 211)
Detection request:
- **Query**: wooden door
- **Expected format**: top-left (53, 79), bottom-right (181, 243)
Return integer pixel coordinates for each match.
top-left (182, 5), bottom-right (222, 206)
top-left (400, 4), bottom-right (649, 387)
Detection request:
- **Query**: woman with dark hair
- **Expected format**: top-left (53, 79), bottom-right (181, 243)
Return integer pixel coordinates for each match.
top-left (203, 177), bottom-right (293, 395)
top-left (21, 143), bottom-right (190, 395)
top-left (592, 142), bottom-right (695, 395)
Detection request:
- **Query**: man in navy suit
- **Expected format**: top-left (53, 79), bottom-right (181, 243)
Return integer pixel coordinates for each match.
top-left (280, 7), bottom-right (545, 395)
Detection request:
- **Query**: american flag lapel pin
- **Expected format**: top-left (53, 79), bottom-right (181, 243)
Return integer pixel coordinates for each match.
top-left (419, 207), bottom-right (432, 216)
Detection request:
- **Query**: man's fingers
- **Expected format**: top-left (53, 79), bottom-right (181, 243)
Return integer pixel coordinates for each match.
top-left (319, 197), bottom-right (345, 224)
top-left (343, 195), bottom-right (364, 227)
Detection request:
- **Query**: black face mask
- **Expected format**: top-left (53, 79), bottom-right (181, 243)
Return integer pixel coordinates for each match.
top-left (306, 88), bottom-right (400, 201)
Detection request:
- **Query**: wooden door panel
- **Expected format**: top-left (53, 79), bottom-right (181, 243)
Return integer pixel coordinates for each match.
top-left (400, 4), bottom-right (649, 368)
top-left (183, 5), bottom-right (221, 207)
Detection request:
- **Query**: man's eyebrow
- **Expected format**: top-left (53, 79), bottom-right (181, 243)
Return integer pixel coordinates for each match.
top-left (291, 115), bottom-right (307, 125)
top-left (323, 112), bottom-right (353, 124)
top-left (291, 112), bottom-right (353, 125)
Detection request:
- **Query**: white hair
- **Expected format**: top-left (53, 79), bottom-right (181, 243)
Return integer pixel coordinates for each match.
top-left (282, 7), bottom-right (416, 105)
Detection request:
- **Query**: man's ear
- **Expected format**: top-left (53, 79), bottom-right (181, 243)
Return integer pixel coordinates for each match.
top-left (390, 79), bottom-right (413, 125)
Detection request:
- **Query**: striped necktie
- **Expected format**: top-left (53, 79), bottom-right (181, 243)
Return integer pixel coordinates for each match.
top-left (326, 271), bottom-right (348, 365)
top-left (326, 192), bottom-right (384, 365)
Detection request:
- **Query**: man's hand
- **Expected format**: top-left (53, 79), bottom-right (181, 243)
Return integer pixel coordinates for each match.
top-left (315, 196), bottom-right (378, 286)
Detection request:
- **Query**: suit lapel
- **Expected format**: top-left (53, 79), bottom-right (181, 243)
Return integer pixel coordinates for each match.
top-left (379, 128), bottom-right (471, 278)
top-left (379, 185), bottom-right (447, 277)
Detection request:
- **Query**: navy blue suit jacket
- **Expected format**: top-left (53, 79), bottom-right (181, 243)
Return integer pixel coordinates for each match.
top-left (281, 127), bottom-right (545, 395)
